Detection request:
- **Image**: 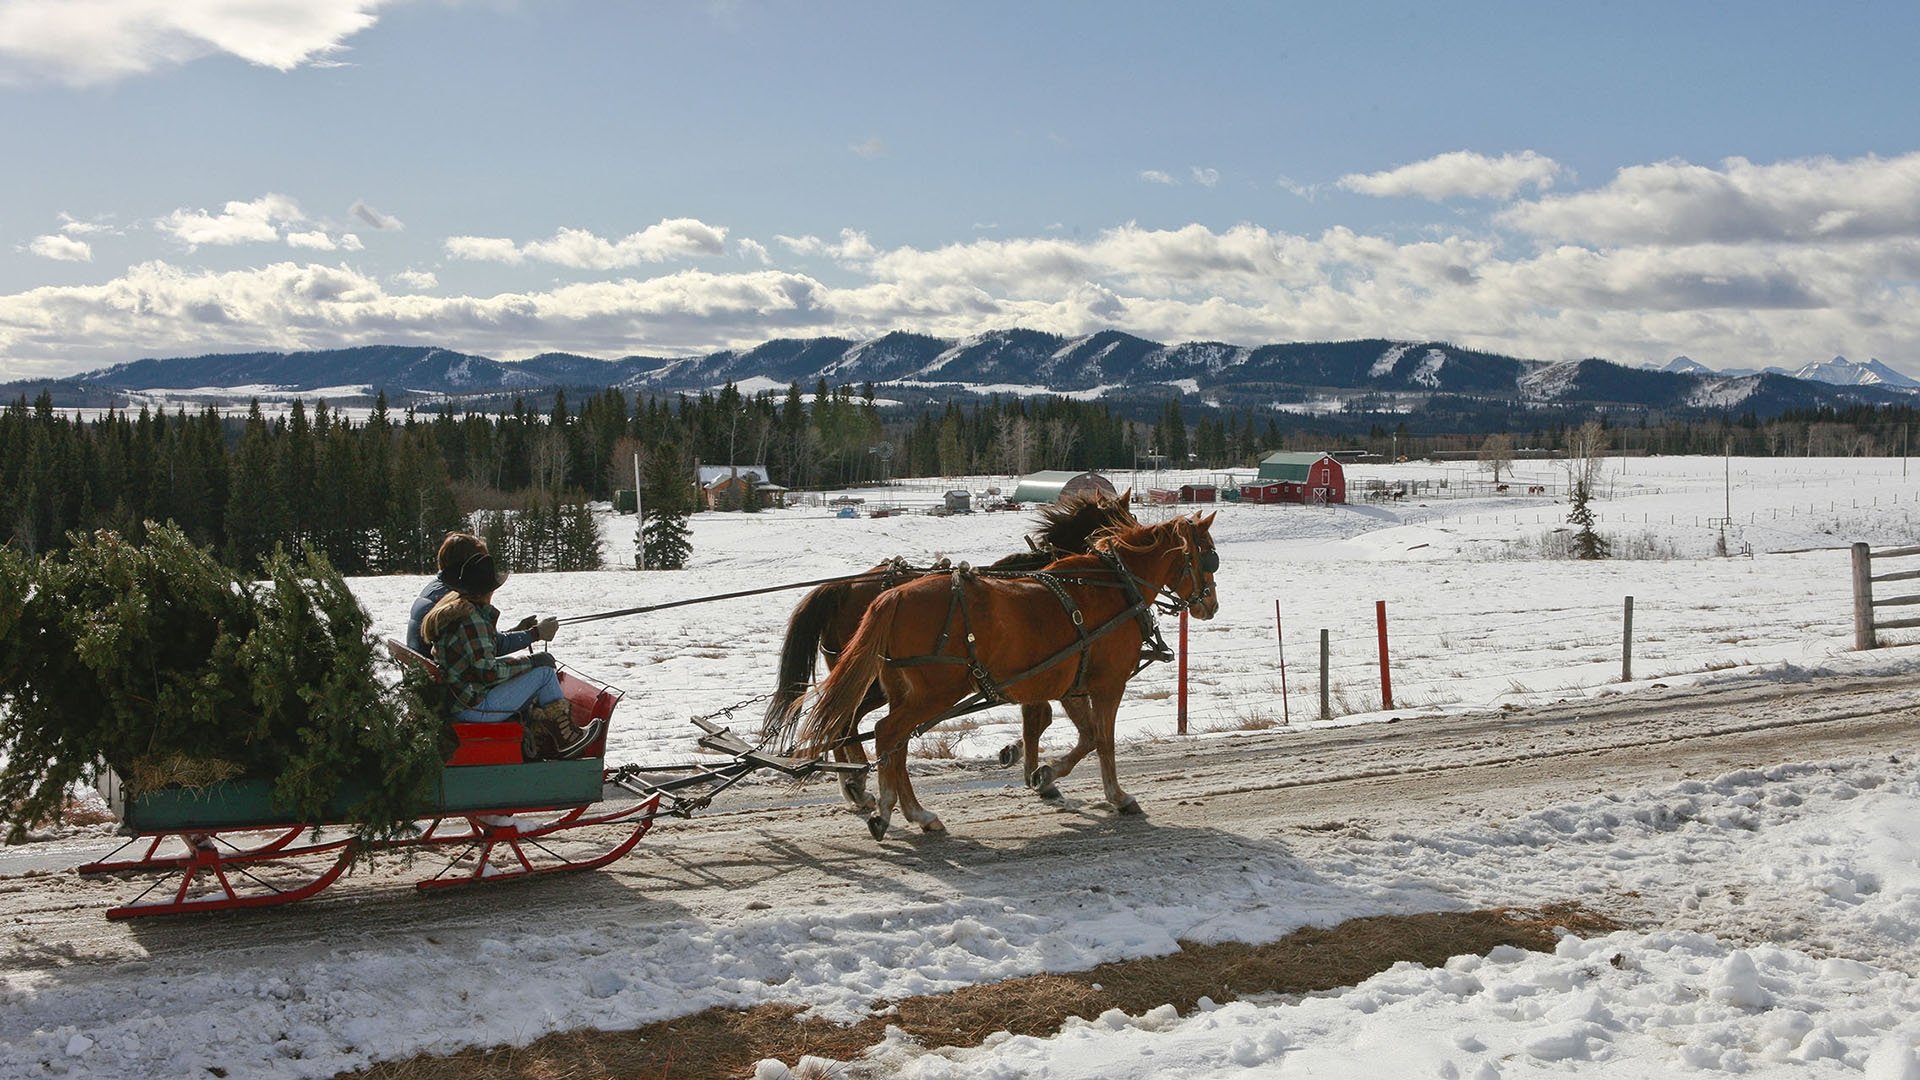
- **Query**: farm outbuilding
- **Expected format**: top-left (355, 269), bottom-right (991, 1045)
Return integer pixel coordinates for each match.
top-left (943, 489), bottom-right (972, 513)
top-left (1247, 452), bottom-right (1346, 504)
top-left (696, 465), bottom-right (787, 511)
top-left (1149, 484), bottom-right (1217, 505)
top-left (1010, 470), bottom-right (1119, 504)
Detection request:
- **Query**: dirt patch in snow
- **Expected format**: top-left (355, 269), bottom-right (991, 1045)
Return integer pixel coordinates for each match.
top-left (343, 903), bottom-right (1619, 1080)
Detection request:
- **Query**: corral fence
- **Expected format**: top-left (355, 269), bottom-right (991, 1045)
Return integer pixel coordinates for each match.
top-left (1850, 542), bottom-right (1920, 649)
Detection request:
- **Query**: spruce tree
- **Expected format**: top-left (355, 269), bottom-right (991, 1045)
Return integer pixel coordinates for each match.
top-left (1568, 481), bottom-right (1611, 559)
top-left (640, 443), bottom-right (693, 570)
top-left (0, 525), bottom-right (443, 842)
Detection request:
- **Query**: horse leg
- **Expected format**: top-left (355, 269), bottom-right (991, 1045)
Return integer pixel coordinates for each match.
top-left (1034, 695), bottom-right (1097, 795)
top-left (1019, 702), bottom-right (1060, 798)
top-left (867, 702), bottom-right (948, 838)
top-left (835, 683), bottom-right (887, 813)
top-left (834, 742), bottom-right (876, 813)
top-left (1088, 692), bottom-right (1139, 815)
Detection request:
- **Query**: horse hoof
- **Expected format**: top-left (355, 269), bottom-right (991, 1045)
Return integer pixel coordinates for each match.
top-left (1117, 797), bottom-right (1142, 815)
top-left (1027, 764), bottom-right (1055, 791)
top-left (867, 816), bottom-right (889, 841)
top-left (920, 817), bottom-right (946, 833)
top-left (998, 743), bottom-right (1022, 767)
top-left (1037, 785), bottom-right (1062, 801)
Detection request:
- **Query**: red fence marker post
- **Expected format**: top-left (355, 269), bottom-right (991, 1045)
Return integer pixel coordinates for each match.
top-left (1274, 599), bottom-right (1290, 725)
top-left (1375, 600), bottom-right (1393, 710)
top-left (1177, 609), bottom-right (1190, 734)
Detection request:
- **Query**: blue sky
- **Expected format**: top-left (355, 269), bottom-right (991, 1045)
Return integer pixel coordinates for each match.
top-left (3, 1), bottom-right (1919, 380)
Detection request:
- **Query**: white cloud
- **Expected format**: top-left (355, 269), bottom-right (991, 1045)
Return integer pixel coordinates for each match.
top-left (1500, 152), bottom-right (1920, 246)
top-left (0, 0), bottom-right (390, 87)
top-left (736, 238), bottom-right (771, 265)
top-left (6, 151), bottom-right (1920, 379)
top-left (392, 269), bottom-right (437, 290)
top-left (849, 137), bottom-right (886, 159)
top-left (286, 230), bottom-right (338, 251)
top-left (1190, 166), bottom-right (1220, 188)
top-left (58, 215), bottom-right (114, 236)
top-left (444, 235), bottom-right (522, 263)
top-left (158, 193), bottom-right (307, 249)
top-left (775, 229), bottom-right (877, 261)
top-left (1139, 170), bottom-right (1177, 185)
top-left (443, 219), bottom-right (729, 269)
top-left (26, 234), bottom-right (92, 261)
top-left (1340, 150), bottom-right (1567, 200)
top-left (350, 200), bottom-right (403, 231)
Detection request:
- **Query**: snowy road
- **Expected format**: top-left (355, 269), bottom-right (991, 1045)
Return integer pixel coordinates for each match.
top-left (9, 671), bottom-right (1915, 975)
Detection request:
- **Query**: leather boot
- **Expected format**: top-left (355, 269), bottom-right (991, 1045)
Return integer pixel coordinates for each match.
top-left (527, 699), bottom-right (574, 760)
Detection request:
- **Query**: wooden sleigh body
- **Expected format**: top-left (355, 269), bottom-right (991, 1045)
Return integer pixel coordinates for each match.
top-left (78, 644), bottom-right (659, 919)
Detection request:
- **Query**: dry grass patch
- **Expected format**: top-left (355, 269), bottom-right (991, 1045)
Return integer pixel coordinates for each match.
top-left (341, 903), bottom-right (1618, 1080)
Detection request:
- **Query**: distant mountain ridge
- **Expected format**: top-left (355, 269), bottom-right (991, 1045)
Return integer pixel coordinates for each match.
top-left (1662, 354), bottom-right (1916, 389)
top-left (15, 332), bottom-right (1917, 419)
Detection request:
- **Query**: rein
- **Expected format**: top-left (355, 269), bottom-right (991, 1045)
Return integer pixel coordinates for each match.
top-left (557, 565), bottom-right (923, 626)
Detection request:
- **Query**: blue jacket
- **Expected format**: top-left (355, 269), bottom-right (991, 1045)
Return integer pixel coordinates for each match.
top-left (406, 577), bottom-right (535, 659)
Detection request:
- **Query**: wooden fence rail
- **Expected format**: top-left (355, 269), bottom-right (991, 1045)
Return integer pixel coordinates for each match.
top-left (1850, 542), bottom-right (1920, 648)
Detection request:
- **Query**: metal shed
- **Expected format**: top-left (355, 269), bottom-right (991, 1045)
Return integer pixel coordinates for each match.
top-left (1010, 470), bottom-right (1119, 504)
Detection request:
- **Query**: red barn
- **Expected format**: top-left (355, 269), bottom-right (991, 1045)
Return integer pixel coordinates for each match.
top-left (1240, 452), bottom-right (1346, 504)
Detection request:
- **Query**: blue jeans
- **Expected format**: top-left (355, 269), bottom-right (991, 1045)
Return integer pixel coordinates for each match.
top-left (455, 667), bottom-right (563, 723)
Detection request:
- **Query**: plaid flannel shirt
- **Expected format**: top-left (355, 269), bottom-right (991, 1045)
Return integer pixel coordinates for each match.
top-left (431, 600), bottom-right (537, 709)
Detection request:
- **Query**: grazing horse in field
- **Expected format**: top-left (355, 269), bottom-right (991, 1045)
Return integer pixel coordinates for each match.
top-left (798, 512), bottom-right (1221, 839)
top-left (763, 494), bottom-right (1139, 809)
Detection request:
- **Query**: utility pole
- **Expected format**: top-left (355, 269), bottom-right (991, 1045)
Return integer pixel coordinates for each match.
top-left (634, 452), bottom-right (646, 571)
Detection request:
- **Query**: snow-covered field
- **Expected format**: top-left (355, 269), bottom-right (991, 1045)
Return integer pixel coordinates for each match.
top-left (9, 455), bottom-right (1920, 1078)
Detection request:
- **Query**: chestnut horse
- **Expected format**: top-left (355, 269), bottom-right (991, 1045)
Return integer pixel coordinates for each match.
top-left (798, 512), bottom-right (1220, 839)
top-left (763, 494), bottom-right (1138, 809)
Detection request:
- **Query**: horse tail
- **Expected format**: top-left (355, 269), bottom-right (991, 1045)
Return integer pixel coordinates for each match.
top-left (797, 588), bottom-right (898, 759)
top-left (762, 581), bottom-right (844, 745)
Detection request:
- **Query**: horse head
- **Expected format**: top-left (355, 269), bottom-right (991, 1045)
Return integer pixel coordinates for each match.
top-left (1170, 511), bottom-right (1220, 620)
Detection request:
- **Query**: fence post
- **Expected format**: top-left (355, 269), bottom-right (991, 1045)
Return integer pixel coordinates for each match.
top-left (1621, 595), bottom-right (1634, 682)
top-left (1274, 600), bottom-right (1290, 726)
top-left (1177, 609), bottom-right (1190, 733)
top-left (1375, 600), bottom-right (1393, 710)
top-left (1852, 542), bottom-right (1877, 650)
top-left (1319, 628), bottom-right (1331, 721)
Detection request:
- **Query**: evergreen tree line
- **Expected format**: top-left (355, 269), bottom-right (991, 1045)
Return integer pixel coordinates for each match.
top-left (474, 501), bottom-right (604, 573)
top-left (10, 379), bottom-right (1920, 570)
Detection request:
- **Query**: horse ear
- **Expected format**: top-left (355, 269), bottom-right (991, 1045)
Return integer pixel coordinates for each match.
top-left (1118, 487), bottom-right (1134, 503)
top-left (1200, 510), bottom-right (1218, 529)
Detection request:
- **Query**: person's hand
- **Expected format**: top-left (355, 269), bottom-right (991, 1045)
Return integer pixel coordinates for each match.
top-left (529, 651), bottom-right (556, 668)
top-left (536, 616), bottom-right (560, 642)
top-left (510, 615), bottom-right (538, 633)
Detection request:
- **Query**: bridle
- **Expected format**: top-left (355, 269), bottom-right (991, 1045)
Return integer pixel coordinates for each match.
top-left (1154, 522), bottom-right (1218, 616)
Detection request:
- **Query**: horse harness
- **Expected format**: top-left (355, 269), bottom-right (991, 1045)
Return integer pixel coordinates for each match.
top-left (884, 547), bottom-right (1178, 721)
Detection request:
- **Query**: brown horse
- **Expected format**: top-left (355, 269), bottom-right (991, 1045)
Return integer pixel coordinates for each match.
top-left (798, 512), bottom-right (1220, 839)
top-left (763, 494), bottom-right (1138, 809)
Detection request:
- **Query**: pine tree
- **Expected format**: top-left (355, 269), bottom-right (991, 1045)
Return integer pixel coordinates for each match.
top-left (560, 499), bottom-right (603, 570)
top-left (1568, 481), bottom-right (1610, 559)
top-left (640, 443), bottom-right (693, 570)
top-left (225, 402), bottom-right (286, 568)
top-left (0, 525), bottom-right (442, 841)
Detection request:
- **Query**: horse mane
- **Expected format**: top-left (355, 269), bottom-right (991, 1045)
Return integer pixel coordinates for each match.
top-left (1030, 494), bottom-right (1138, 554)
top-left (1090, 515), bottom-right (1190, 557)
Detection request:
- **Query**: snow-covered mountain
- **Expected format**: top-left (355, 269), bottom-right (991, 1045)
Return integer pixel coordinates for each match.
top-left (1790, 355), bottom-right (1920, 389)
top-left (1662, 356), bottom-right (1713, 375)
top-left (12, 334), bottom-right (1916, 419)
